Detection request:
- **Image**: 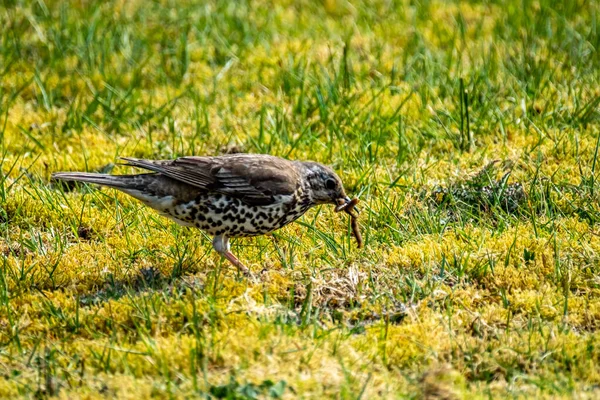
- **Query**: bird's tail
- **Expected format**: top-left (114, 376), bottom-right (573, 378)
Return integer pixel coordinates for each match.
top-left (51, 172), bottom-right (133, 189)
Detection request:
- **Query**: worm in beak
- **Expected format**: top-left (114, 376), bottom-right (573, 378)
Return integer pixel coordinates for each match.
top-left (335, 197), bottom-right (362, 248)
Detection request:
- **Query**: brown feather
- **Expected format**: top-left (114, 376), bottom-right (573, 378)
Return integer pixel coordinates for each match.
top-left (120, 154), bottom-right (300, 206)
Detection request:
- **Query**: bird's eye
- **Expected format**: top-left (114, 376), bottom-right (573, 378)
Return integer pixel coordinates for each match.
top-left (325, 179), bottom-right (336, 190)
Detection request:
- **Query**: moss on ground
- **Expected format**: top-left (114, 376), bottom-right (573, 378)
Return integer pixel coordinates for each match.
top-left (1, 0), bottom-right (600, 398)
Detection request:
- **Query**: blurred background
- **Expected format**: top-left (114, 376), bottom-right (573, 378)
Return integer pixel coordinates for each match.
top-left (2, 1), bottom-right (600, 398)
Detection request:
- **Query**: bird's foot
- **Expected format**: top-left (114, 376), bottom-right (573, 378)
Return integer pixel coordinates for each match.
top-left (222, 250), bottom-right (254, 278)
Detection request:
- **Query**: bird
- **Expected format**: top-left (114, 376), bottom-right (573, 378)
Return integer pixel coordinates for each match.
top-left (52, 154), bottom-right (353, 275)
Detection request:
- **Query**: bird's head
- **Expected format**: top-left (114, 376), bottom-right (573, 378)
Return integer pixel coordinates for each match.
top-left (298, 161), bottom-right (350, 207)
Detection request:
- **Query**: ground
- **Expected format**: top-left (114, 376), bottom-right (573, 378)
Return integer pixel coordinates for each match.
top-left (1, 0), bottom-right (600, 398)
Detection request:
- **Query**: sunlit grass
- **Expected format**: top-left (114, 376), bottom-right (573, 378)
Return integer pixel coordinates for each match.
top-left (1, 0), bottom-right (600, 398)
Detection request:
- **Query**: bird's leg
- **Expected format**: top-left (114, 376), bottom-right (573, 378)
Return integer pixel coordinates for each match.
top-left (212, 235), bottom-right (251, 276)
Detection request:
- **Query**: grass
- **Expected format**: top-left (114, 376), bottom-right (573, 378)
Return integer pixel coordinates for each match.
top-left (1, 0), bottom-right (600, 398)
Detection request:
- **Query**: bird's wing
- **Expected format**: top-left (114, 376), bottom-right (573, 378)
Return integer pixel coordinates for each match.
top-left (120, 154), bottom-right (299, 206)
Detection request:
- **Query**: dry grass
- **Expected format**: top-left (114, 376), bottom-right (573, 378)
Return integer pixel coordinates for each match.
top-left (2, 0), bottom-right (600, 398)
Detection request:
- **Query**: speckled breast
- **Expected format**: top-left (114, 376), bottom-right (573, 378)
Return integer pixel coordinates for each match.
top-left (166, 191), bottom-right (313, 238)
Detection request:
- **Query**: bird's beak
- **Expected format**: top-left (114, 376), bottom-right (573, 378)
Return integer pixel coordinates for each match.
top-left (335, 196), bottom-right (352, 212)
